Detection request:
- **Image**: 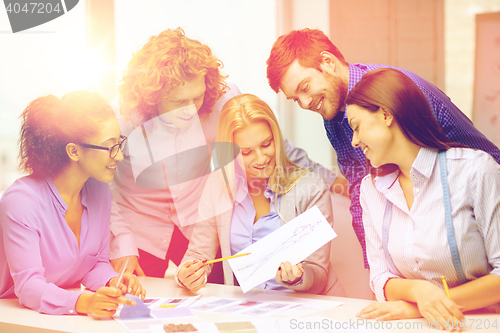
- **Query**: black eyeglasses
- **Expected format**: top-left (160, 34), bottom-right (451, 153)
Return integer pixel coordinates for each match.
top-left (78, 136), bottom-right (127, 159)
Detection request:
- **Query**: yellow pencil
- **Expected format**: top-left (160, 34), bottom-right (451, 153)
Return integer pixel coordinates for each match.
top-left (441, 275), bottom-right (452, 298)
top-left (205, 253), bottom-right (250, 265)
top-left (442, 275), bottom-right (458, 321)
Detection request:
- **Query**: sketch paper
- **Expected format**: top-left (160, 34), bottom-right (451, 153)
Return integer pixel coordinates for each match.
top-left (115, 296), bottom-right (200, 332)
top-left (189, 294), bottom-right (342, 318)
top-left (228, 205), bottom-right (336, 293)
top-left (245, 294), bottom-right (343, 317)
top-left (190, 297), bottom-right (292, 317)
top-left (190, 297), bottom-right (237, 312)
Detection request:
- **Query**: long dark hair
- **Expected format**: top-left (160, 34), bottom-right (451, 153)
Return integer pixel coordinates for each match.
top-left (345, 68), bottom-right (466, 177)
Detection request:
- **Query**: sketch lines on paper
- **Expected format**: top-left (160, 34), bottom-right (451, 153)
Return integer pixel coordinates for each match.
top-left (236, 220), bottom-right (322, 280)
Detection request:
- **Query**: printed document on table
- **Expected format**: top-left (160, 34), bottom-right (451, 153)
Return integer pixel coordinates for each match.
top-left (228, 205), bottom-right (336, 293)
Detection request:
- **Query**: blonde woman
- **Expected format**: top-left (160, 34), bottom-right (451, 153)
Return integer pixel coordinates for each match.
top-left (176, 94), bottom-right (345, 296)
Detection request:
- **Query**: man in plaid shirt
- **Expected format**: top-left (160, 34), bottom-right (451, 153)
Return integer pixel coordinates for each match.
top-left (266, 28), bottom-right (500, 268)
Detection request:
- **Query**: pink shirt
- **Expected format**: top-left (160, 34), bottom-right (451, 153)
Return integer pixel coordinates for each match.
top-left (0, 176), bottom-right (118, 315)
top-left (108, 84), bottom-right (242, 259)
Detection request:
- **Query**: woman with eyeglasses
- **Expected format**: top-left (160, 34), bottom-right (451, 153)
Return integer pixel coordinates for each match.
top-left (0, 90), bottom-right (145, 316)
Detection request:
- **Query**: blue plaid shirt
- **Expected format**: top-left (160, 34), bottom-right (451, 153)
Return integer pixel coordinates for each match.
top-left (325, 63), bottom-right (500, 268)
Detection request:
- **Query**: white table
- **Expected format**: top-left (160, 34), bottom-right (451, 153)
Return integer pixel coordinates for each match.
top-left (0, 277), bottom-right (498, 333)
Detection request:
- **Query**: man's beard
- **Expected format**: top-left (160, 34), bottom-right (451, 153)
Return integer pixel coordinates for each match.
top-left (323, 71), bottom-right (348, 120)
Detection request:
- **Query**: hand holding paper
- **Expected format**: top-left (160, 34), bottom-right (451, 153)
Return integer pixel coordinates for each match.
top-left (276, 262), bottom-right (305, 286)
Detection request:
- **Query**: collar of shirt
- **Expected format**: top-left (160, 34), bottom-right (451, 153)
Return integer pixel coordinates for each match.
top-left (336, 63), bottom-right (369, 124)
top-left (348, 63), bottom-right (369, 93)
top-left (373, 147), bottom-right (438, 193)
top-left (45, 177), bottom-right (89, 213)
top-left (233, 171), bottom-right (279, 207)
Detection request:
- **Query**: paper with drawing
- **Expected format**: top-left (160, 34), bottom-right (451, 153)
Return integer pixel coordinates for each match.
top-left (228, 205), bottom-right (336, 293)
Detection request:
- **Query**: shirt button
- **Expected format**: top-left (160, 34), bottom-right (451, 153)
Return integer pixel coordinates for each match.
top-left (69, 310), bottom-right (74, 314)
top-left (163, 240), bottom-right (167, 243)
top-left (415, 188), bottom-right (420, 193)
top-left (413, 267), bottom-right (419, 272)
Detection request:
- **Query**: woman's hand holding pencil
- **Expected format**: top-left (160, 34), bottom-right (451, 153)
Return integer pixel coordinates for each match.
top-left (177, 260), bottom-right (208, 292)
top-left (74, 258), bottom-right (146, 317)
top-left (177, 253), bottom-right (250, 292)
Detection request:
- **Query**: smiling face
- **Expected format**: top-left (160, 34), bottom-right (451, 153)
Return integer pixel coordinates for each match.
top-left (280, 59), bottom-right (347, 120)
top-left (79, 117), bottom-right (123, 183)
top-left (157, 74), bottom-right (206, 128)
top-left (233, 121), bottom-right (276, 180)
top-left (347, 104), bottom-right (394, 168)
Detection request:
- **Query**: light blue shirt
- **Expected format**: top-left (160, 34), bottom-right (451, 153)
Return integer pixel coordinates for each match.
top-left (229, 171), bottom-right (288, 291)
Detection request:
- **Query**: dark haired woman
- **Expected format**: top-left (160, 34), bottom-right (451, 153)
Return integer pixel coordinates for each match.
top-left (346, 69), bottom-right (500, 329)
top-left (0, 91), bottom-right (145, 316)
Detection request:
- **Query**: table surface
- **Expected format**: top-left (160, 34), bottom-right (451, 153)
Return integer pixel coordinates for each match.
top-left (0, 276), bottom-right (498, 333)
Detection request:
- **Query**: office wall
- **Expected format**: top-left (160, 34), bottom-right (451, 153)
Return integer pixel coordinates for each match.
top-left (445, 0), bottom-right (500, 119)
top-left (114, 0), bottom-right (277, 113)
top-left (0, 1), bottom-right (87, 192)
top-left (276, 0), bottom-right (445, 171)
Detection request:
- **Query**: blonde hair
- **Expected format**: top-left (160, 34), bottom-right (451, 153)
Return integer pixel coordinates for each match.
top-left (216, 94), bottom-right (307, 195)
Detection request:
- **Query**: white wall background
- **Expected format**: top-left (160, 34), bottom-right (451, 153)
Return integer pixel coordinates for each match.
top-left (0, 0), bottom-right (280, 192)
top-left (0, 1), bottom-right (87, 191)
top-left (445, 0), bottom-right (500, 119)
top-left (114, 0), bottom-right (277, 114)
top-left (280, 0), bottom-right (337, 174)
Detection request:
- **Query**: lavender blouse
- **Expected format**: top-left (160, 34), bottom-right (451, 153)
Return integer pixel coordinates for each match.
top-left (0, 176), bottom-right (118, 315)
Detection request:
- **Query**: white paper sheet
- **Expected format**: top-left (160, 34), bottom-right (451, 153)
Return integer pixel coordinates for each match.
top-left (189, 295), bottom-right (343, 318)
top-left (114, 296), bottom-right (200, 332)
top-left (228, 205), bottom-right (336, 293)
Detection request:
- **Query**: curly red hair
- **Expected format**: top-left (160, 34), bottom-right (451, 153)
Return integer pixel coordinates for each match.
top-left (266, 28), bottom-right (347, 93)
top-left (119, 28), bottom-right (228, 126)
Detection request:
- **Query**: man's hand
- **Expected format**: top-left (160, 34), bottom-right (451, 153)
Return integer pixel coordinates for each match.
top-left (108, 272), bottom-right (146, 300)
top-left (330, 176), bottom-right (349, 197)
top-left (111, 256), bottom-right (145, 276)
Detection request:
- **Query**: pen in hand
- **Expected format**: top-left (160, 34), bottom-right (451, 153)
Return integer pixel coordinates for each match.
top-left (204, 253), bottom-right (250, 265)
top-left (441, 275), bottom-right (451, 299)
top-left (115, 257), bottom-right (130, 290)
top-left (441, 274), bottom-right (458, 321)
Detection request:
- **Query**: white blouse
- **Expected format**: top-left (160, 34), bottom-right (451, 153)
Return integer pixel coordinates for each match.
top-left (361, 147), bottom-right (500, 312)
